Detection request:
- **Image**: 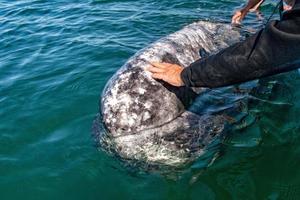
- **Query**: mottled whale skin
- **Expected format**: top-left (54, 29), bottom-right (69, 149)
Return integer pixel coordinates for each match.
top-left (96, 21), bottom-right (242, 168)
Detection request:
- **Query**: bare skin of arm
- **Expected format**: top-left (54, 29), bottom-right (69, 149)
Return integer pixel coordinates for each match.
top-left (231, 0), bottom-right (265, 24)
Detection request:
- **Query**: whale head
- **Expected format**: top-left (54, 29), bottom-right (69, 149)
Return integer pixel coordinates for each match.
top-left (95, 21), bottom-right (242, 168)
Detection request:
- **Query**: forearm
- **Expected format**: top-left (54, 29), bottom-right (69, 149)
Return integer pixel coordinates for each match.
top-left (181, 20), bottom-right (300, 88)
top-left (243, 0), bottom-right (265, 10)
top-left (232, 0), bottom-right (265, 28)
top-left (181, 32), bottom-right (266, 88)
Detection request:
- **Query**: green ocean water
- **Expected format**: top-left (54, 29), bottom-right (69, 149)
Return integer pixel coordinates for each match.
top-left (1, 0), bottom-right (300, 199)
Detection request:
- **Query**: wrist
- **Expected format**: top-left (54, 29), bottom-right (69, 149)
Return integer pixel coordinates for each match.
top-left (240, 7), bottom-right (250, 14)
top-left (180, 67), bottom-right (189, 87)
top-left (177, 67), bottom-right (184, 86)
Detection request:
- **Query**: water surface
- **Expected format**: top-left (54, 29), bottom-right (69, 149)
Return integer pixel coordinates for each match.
top-left (1, 0), bottom-right (300, 199)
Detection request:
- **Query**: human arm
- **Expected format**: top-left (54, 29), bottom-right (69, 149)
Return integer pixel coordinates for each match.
top-left (232, 0), bottom-right (265, 24)
top-left (181, 17), bottom-right (300, 88)
top-left (148, 9), bottom-right (300, 88)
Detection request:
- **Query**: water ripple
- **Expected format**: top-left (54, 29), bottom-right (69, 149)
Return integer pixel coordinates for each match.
top-left (1, 1), bottom-right (299, 199)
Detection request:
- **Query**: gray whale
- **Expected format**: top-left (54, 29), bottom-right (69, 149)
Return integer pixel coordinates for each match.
top-left (95, 21), bottom-right (242, 168)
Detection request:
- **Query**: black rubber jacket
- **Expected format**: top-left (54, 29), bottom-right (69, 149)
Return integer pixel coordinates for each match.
top-left (181, 0), bottom-right (300, 88)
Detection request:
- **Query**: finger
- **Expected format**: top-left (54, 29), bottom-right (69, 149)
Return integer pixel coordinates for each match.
top-left (146, 65), bottom-right (165, 73)
top-left (232, 15), bottom-right (241, 24)
top-left (284, 5), bottom-right (292, 11)
top-left (150, 62), bottom-right (168, 69)
top-left (161, 62), bottom-right (174, 67)
top-left (231, 18), bottom-right (238, 24)
top-left (232, 11), bottom-right (241, 20)
top-left (233, 19), bottom-right (241, 25)
top-left (151, 72), bottom-right (164, 80)
top-left (231, 15), bottom-right (240, 24)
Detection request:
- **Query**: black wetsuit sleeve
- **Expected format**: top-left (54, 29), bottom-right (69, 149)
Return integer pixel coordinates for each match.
top-left (181, 14), bottom-right (300, 88)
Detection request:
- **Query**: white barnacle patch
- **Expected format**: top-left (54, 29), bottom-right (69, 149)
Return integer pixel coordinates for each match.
top-left (142, 111), bottom-right (151, 121)
top-left (138, 87), bottom-right (146, 95)
top-left (120, 112), bottom-right (128, 126)
top-left (119, 72), bottom-right (131, 80)
top-left (144, 102), bottom-right (152, 109)
top-left (132, 113), bottom-right (138, 119)
top-left (126, 113), bottom-right (138, 127)
top-left (127, 117), bottom-right (135, 126)
top-left (118, 93), bottom-right (132, 105)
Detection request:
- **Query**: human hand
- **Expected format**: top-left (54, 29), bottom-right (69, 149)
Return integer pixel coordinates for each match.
top-left (231, 0), bottom-right (264, 24)
top-left (146, 62), bottom-right (184, 87)
top-left (231, 9), bottom-right (249, 24)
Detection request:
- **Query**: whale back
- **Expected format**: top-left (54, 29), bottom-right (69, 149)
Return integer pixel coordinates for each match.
top-left (101, 21), bottom-right (241, 137)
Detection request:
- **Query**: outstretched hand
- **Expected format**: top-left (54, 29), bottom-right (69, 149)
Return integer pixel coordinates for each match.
top-left (147, 62), bottom-right (184, 87)
top-left (231, 0), bottom-right (264, 24)
top-left (231, 9), bottom-right (248, 24)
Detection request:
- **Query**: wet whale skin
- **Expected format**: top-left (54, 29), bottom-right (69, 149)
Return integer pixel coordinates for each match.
top-left (96, 21), bottom-right (242, 168)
